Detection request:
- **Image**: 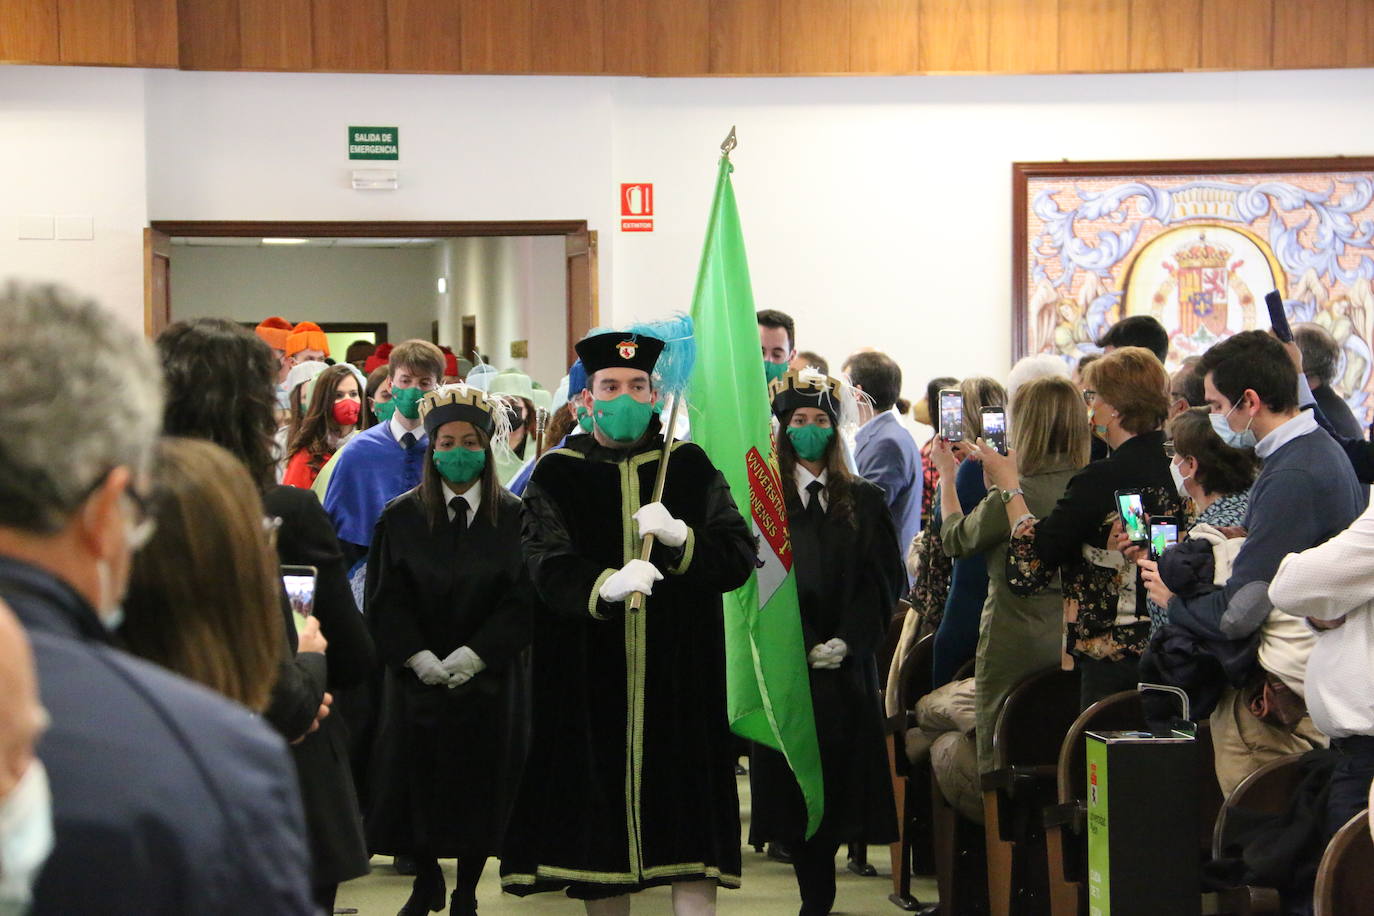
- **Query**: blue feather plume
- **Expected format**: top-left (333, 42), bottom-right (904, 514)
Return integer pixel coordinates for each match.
top-left (586, 314), bottom-right (696, 395)
top-left (567, 358), bottom-right (587, 397)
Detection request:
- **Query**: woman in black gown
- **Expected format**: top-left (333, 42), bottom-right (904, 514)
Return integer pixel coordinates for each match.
top-left (750, 369), bottom-right (903, 916)
top-left (365, 386), bottom-right (533, 916)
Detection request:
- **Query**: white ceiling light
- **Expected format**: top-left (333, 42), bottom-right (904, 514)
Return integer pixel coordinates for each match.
top-left (262, 238), bottom-right (310, 245)
top-left (436, 277), bottom-right (448, 294)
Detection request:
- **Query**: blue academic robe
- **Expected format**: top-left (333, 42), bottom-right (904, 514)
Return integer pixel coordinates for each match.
top-left (323, 421), bottom-right (428, 551)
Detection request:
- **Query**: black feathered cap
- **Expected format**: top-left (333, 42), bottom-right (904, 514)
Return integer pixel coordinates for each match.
top-left (769, 368), bottom-right (844, 424)
top-left (419, 386), bottom-right (497, 437)
top-left (574, 330), bottom-right (664, 376)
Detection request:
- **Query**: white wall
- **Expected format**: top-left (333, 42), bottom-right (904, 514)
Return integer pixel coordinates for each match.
top-left (6, 64), bottom-right (1374, 400)
top-left (611, 70), bottom-right (1374, 390)
top-left (172, 245), bottom-right (438, 341)
top-left (435, 236), bottom-right (568, 387)
top-left (0, 66), bottom-right (148, 328)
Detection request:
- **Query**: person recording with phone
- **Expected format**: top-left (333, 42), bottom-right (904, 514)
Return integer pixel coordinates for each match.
top-left (1120, 409), bottom-right (1256, 632)
top-left (928, 377), bottom-right (1005, 686)
top-left (1119, 407), bottom-right (1327, 795)
top-left (976, 347), bottom-right (1181, 708)
top-left (934, 375), bottom-right (1090, 772)
top-left (159, 318), bottom-right (377, 911)
top-left (122, 438), bottom-right (286, 714)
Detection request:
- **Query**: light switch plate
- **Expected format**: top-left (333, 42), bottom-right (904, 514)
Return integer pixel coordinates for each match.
top-left (18, 215), bottom-right (54, 240)
top-left (55, 216), bottom-right (94, 240)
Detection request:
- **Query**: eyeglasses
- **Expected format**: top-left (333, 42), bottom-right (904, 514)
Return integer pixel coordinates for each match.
top-left (81, 468), bottom-right (159, 553)
top-left (1082, 389), bottom-right (1097, 405)
top-left (123, 485), bottom-right (157, 552)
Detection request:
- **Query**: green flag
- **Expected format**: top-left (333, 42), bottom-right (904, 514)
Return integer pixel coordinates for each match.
top-left (687, 154), bottom-right (824, 837)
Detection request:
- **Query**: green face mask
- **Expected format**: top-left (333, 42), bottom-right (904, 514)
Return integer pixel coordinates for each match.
top-left (391, 386), bottom-right (424, 419)
top-left (787, 423), bottom-right (834, 462)
top-left (373, 398), bottom-right (397, 422)
top-left (591, 394), bottom-right (656, 443)
top-left (433, 447), bottom-right (487, 484)
top-left (764, 360), bottom-right (789, 384)
top-left (576, 404), bottom-right (592, 433)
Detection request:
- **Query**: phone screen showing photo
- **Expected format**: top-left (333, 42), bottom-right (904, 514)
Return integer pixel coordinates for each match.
top-left (282, 568), bottom-right (317, 633)
top-left (939, 390), bottom-right (964, 441)
top-left (983, 410), bottom-right (1007, 455)
top-left (1149, 522), bottom-right (1179, 560)
top-left (1116, 492), bottom-right (1148, 544)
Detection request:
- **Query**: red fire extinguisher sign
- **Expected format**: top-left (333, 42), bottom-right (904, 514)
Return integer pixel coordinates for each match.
top-left (621, 183), bottom-right (653, 232)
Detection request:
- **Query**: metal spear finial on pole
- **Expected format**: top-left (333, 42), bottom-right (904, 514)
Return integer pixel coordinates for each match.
top-left (721, 126), bottom-right (737, 158)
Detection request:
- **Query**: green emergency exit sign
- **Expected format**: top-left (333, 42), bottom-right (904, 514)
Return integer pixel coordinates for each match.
top-left (348, 126), bottom-right (398, 160)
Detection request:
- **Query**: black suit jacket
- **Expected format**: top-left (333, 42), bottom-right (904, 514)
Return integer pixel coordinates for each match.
top-left (265, 484), bottom-right (375, 887)
top-left (0, 555), bottom-right (315, 915)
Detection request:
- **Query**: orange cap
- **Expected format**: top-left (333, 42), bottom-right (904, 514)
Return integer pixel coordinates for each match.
top-left (255, 316), bottom-right (293, 351)
top-left (285, 321), bottom-right (329, 358)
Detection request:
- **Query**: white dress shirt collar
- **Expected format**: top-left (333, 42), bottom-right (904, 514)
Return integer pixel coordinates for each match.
top-left (793, 465), bottom-right (829, 510)
top-left (442, 481), bottom-right (482, 522)
top-left (390, 413), bottom-right (423, 445)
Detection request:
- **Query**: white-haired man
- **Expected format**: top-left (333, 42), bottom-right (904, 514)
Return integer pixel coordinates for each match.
top-left (0, 284), bottom-right (314, 913)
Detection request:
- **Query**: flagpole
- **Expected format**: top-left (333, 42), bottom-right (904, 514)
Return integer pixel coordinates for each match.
top-left (626, 127), bottom-right (738, 614)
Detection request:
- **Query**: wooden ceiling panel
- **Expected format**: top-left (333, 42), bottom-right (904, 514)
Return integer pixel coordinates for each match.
top-left (1273, 0), bottom-right (1346, 69)
top-left (647, 0), bottom-right (709, 74)
top-left (531, 0), bottom-right (604, 74)
top-left (1346, 0), bottom-right (1373, 66)
top-left (603, 0), bottom-right (646, 73)
top-left (710, 0), bottom-right (780, 74)
top-left (0, 0), bottom-right (60, 62)
top-left (988, 0), bottom-right (1057, 72)
top-left (1058, 0), bottom-right (1129, 72)
top-left (1199, 0), bottom-right (1272, 69)
top-left (386, 0), bottom-right (460, 72)
top-left (780, 0), bottom-right (849, 73)
top-left (133, 0), bottom-right (177, 66)
top-left (849, 0), bottom-right (918, 72)
top-left (176, 0), bottom-right (241, 69)
top-left (918, 0), bottom-right (989, 72)
top-left (461, 0), bottom-right (531, 72)
top-left (1128, 0), bottom-right (1200, 70)
top-left (58, 0), bottom-right (135, 64)
top-left (311, 0), bottom-right (387, 71)
top-left (240, 0), bottom-right (311, 70)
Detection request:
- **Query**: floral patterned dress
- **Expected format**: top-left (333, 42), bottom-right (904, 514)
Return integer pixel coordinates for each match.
top-left (1005, 431), bottom-right (1184, 662)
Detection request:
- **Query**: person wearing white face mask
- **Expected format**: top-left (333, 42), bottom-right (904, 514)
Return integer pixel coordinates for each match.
top-left (0, 284), bottom-right (315, 914)
top-left (1138, 331), bottom-right (1366, 659)
top-left (0, 599), bottom-right (52, 916)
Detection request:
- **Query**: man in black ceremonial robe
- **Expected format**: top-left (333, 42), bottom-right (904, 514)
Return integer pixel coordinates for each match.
top-left (500, 328), bottom-right (757, 915)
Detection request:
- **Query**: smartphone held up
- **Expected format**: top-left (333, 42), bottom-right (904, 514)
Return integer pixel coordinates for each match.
top-left (281, 565), bottom-right (317, 634)
top-left (981, 407), bottom-right (1008, 456)
top-left (939, 388), bottom-right (964, 442)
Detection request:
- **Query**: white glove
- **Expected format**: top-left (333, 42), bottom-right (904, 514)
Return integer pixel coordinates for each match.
top-left (406, 650), bottom-right (451, 686)
top-left (808, 638), bottom-right (849, 669)
top-left (441, 646), bottom-right (486, 687)
top-left (633, 502), bottom-right (689, 548)
top-left (598, 559), bottom-right (664, 603)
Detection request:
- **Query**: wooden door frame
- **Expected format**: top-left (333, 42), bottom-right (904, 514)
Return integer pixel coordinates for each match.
top-left (147, 220), bottom-right (598, 361)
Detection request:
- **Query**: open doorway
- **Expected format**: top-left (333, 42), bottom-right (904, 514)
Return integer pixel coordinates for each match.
top-left (144, 221), bottom-right (598, 390)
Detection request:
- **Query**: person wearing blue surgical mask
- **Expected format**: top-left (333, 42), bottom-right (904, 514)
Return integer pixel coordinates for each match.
top-left (0, 601), bottom-right (52, 916)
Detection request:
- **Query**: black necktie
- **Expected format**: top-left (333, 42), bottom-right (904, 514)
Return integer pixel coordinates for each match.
top-left (805, 480), bottom-right (826, 521)
top-left (401, 432), bottom-right (416, 450)
top-left (449, 497), bottom-right (468, 535)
